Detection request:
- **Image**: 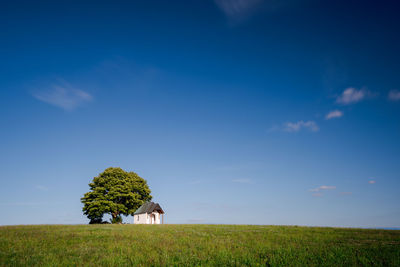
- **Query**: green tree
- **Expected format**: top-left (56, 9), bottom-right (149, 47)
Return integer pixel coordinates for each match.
top-left (81, 167), bottom-right (152, 224)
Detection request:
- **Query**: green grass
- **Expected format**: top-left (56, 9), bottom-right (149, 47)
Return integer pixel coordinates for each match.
top-left (1, 224), bottom-right (399, 266)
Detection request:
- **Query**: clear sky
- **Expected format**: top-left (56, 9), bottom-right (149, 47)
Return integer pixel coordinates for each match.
top-left (1, 0), bottom-right (399, 227)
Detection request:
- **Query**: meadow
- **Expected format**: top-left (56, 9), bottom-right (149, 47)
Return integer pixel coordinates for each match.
top-left (0, 224), bottom-right (399, 266)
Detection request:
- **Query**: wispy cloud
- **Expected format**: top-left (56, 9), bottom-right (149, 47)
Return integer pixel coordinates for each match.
top-left (33, 84), bottom-right (92, 111)
top-left (232, 178), bottom-right (253, 184)
top-left (35, 185), bottom-right (48, 191)
top-left (325, 110), bottom-right (343, 120)
top-left (336, 87), bottom-right (366, 105)
top-left (214, 0), bottom-right (264, 20)
top-left (310, 185), bottom-right (336, 197)
top-left (388, 90), bottom-right (400, 101)
top-left (283, 120), bottom-right (319, 132)
top-left (368, 180), bottom-right (376, 184)
top-left (309, 185), bottom-right (336, 192)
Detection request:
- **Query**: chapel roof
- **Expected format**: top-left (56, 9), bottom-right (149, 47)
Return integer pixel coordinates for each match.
top-left (134, 202), bottom-right (164, 215)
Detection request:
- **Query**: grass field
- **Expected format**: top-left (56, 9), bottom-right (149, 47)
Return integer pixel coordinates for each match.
top-left (1, 224), bottom-right (399, 266)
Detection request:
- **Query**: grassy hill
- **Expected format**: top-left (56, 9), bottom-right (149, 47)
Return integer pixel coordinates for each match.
top-left (1, 224), bottom-right (399, 266)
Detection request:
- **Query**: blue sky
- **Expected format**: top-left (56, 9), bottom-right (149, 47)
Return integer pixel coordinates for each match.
top-left (1, 0), bottom-right (399, 227)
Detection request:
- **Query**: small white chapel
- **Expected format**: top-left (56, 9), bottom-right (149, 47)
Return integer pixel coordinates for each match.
top-left (133, 202), bottom-right (165, 224)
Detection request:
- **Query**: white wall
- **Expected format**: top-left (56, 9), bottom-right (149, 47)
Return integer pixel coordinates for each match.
top-left (133, 212), bottom-right (162, 224)
top-left (134, 213), bottom-right (149, 224)
top-left (151, 212), bottom-right (161, 224)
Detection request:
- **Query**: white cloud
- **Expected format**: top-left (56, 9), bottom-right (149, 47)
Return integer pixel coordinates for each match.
top-left (214, 0), bottom-right (263, 19)
top-left (336, 87), bottom-right (366, 105)
top-left (388, 90), bottom-right (400, 101)
top-left (325, 110), bottom-right (343, 120)
top-left (309, 185), bottom-right (336, 192)
top-left (368, 180), bottom-right (376, 184)
top-left (283, 120), bottom-right (319, 132)
top-left (232, 178), bottom-right (252, 184)
top-left (33, 85), bottom-right (92, 111)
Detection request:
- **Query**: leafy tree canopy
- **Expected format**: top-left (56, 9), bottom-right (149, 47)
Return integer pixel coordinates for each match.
top-left (81, 167), bottom-right (152, 224)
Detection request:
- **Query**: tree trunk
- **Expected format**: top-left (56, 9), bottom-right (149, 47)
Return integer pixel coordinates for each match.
top-left (111, 211), bottom-right (120, 223)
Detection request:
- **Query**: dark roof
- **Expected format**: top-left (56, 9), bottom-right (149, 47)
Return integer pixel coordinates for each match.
top-left (134, 202), bottom-right (164, 215)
